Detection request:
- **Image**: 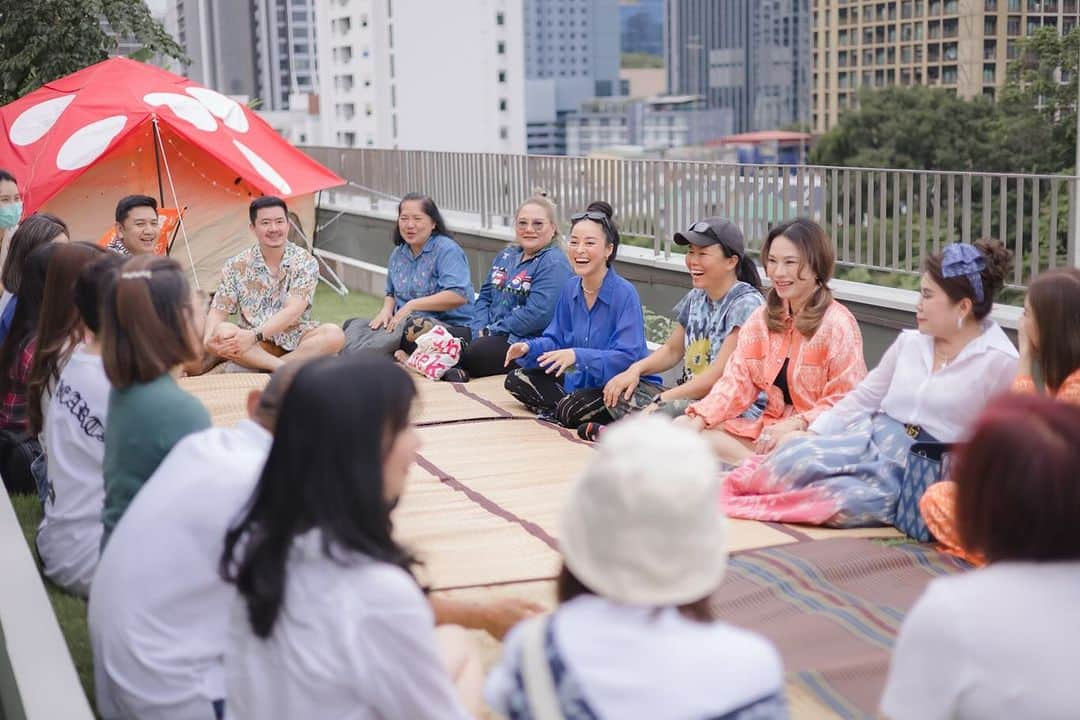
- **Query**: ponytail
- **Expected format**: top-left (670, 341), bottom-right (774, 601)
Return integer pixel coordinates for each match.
top-left (736, 255), bottom-right (762, 291)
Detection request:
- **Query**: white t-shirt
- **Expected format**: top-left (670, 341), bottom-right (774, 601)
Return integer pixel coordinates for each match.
top-left (486, 594), bottom-right (786, 719)
top-left (881, 562), bottom-right (1080, 720)
top-left (36, 349), bottom-right (110, 596)
top-left (225, 530), bottom-right (471, 720)
top-left (89, 420), bottom-right (272, 720)
top-left (810, 324), bottom-right (1018, 441)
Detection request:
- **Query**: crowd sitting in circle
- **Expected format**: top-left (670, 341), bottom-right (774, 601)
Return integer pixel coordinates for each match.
top-left (720, 239), bottom-right (1017, 527)
top-left (676, 217), bottom-right (868, 465)
top-left (2, 172), bottom-right (1079, 719)
top-left (503, 201), bottom-right (656, 429)
top-left (580, 217), bottom-right (765, 441)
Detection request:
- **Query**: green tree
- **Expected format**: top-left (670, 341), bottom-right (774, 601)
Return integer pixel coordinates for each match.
top-left (0, 0), bottom-right (187, 105)
top-left (809, 85), bottom-right (996, 171)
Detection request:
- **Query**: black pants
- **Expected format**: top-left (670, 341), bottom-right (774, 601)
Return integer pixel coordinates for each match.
top-left (459, 334), bottom-right (514, 378)
top-left (504, 367), bottom-right (612, 428)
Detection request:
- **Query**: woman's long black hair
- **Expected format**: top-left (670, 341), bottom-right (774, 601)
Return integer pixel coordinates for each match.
top-left (392, 192), bottom-right (453, 246)
top-left (220, 354), bottom-right (419, 638)
top-left (0, 243), bottom-right (58, 400)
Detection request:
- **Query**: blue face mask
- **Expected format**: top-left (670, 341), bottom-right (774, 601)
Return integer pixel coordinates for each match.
top-left (0, 202), bottom-right (22, 230)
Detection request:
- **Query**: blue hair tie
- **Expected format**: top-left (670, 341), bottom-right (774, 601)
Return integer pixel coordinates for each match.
top-left (940, 243), bottom-right (986, 303)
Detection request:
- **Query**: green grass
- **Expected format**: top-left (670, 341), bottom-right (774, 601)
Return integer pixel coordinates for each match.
top-left (10, 493), bottom-right (96, 711)
top-left (310, 283), bottom-right (384, 326)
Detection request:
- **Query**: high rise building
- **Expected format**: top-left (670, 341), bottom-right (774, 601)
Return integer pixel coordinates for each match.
top-left (524, 0), bottom-right (622, 154)
top-left (168, 0), bottom-right (258, 98)
top-left (811, 0), bottom-right (1080, 134)
top-left (620, 0), bottom-right (665, 56)
top-left (666, 0), bottom-right (811, 134)
top-left (253, 0), bottom-right (319, 110)
top-left (167, 0), bottom-right (316, 110)
top-left (315, 0), bottom-right (525, 153)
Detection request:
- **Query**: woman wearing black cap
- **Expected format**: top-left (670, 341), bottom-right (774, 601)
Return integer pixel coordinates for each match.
top-left (579, 218), bottom-right (764, 441)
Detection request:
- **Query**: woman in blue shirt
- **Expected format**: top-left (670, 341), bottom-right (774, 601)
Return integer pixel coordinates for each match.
top-left (342, 193), bottom-right (475, 355)
top-left (504, 201), bottom-right (655, 429)
top-left (454, 195), bottom-right (572, 380)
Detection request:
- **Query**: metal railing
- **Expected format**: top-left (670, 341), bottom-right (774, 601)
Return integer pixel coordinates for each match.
top-left (303, 147), bottom-right (1080, 288)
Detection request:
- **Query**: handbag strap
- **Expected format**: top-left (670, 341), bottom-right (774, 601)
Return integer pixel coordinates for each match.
top-left (520, 615), bottom-right (565, 720)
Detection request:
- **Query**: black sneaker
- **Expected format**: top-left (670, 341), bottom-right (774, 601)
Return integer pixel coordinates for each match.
top-left (576, 422), bottom-right (605, 442)
top-left (441, 368), bottom-right (470, 383)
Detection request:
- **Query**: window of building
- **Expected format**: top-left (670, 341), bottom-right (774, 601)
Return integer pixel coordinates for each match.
top-left (498, 70), bottom-right (507, 82)
top-left (499, 126), bottom-right (509, 140)
top-left (496, 11), bottom-right (504, 25)
top-left (943, 65), bottom-right (958, 84)
top-left (499, 98), bottom-right (507, 111)
top-left (497, 41), bottom-right (506, 54)
top-left (983, 63), bottom-right (996, 83)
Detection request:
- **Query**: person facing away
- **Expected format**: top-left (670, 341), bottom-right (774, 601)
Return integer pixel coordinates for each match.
top-left (107, 195), bottom-right (160, 256)
top-left (678, 217), bottom-right (867, 466)
top-left (36, 254), bottom-right (125, 598)
top-left (202, 196), bottom-right (344, 373)
top-left (584, 217), bottom-right (763, 441)
top-left (99, 255), bottom-right (211, 545)
top-left (90, 358), bottom-right (541, 720)
top-left (221, 354), bottom-right (482, 719)
top-left (0, 212), bottom-right (69, 345)
top-left (341, 192), bottom-right (476, 356)
top-left (455, 194), bottom-right (572, 381)
top-left (89, 362), bottom-right (304, 720)
top-left (503, 201), bottom-right (656, 429)
top-left (486, 415), bottom-right (786, 719)
top-left (881, 394), bottom-right (1080, 720)
top-left (920, 266), bottom-right (1080, 564)
top-left (0, 242), bottom-right (60, 494)
top-left (720, 239), bottom-right (1017, 528)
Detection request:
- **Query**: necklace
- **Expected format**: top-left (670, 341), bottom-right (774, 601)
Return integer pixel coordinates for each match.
top-left (933, 347), bottom-right (961, 370)
top-left (582, 284), bottom-right (600, 296)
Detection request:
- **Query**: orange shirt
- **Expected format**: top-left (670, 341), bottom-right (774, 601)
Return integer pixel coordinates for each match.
top-left (686, 301), bottom-right (867, 440)
top-left (1012, 368), bottom-right (1080, 405)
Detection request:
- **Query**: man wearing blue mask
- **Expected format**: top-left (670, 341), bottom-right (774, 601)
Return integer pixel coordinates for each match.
top-left (0, 170), bottom-right (23, 282)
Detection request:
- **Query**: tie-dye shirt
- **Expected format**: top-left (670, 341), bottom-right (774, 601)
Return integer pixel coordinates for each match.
top-left (674, 282), bottom-right (763, 383)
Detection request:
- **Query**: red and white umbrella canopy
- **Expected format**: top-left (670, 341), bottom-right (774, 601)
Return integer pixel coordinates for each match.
top-left (0, 57), bottom-right (342, 214)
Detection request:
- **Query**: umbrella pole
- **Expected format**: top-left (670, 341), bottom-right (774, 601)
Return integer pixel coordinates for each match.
top-left (151, 117), bottom-right (165, 206)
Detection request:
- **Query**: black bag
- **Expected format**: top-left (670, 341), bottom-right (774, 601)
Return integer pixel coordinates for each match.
top-left (0, 428), bottom-right (42, 496)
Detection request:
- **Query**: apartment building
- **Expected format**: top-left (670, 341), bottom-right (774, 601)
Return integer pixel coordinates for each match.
top-left (812, 0), bottom-right (1080, 133)
top-left (667, 0), bottom-right (811, 134)
top-left (316, 0), bottom-right (525, 153)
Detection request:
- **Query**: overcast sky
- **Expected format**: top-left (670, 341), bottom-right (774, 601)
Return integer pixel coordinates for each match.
top-left (146, 0), bottom-right (166, 16)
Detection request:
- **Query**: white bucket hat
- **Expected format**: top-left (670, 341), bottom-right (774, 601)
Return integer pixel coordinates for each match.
top-left (558, 415), bottom-right (727, 607)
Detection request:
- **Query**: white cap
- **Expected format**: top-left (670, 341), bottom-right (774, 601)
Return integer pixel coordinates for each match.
top-left (558, 415), bottom-right (727, 606)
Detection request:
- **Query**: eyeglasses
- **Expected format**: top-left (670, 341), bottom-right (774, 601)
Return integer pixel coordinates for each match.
top-left (516, 219), bottom-right (548, 231)
top-left (570, 210), bottom-right (610, 227)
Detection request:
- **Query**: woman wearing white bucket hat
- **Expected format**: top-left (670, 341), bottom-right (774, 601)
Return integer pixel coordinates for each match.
top-left (485, 415), bottom-right (786, 719)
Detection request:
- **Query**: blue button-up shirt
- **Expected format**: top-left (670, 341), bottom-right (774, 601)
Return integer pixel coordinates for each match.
top-left (522, 269), bottom-right (658, 392)
top-left (386, 233), bottom-right (475, 327)
top-left (473, 243), bottom-right (573, 343)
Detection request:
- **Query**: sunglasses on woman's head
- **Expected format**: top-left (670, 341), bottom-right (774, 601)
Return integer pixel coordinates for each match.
top-left (570, 210), bottom-right (610, 226)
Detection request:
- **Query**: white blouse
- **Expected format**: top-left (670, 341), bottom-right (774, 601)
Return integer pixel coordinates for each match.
top-left (809, 323), bottom-right (1018, 442)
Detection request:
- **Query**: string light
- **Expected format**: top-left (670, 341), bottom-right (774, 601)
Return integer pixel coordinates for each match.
top-left (163, 135), bottom-right (252, 199)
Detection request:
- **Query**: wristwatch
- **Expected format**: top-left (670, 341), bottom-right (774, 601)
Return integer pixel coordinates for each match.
top-left (254, 328), bottom-right (265, 343)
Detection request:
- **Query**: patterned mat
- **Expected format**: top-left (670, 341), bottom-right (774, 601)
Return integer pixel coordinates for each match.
top-left (712, 537), bottom-right (970, 719)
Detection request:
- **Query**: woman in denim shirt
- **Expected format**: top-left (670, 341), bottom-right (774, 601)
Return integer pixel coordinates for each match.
top-left (342, 194), bottom-right (475, 355)
top-left (456, 196), bottom-right (572, 380)
top-left (504, 201), bottom-right (655, 429)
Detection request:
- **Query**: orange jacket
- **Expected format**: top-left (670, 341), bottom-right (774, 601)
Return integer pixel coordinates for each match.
top-left (686, 301), bottom-right (867, 440)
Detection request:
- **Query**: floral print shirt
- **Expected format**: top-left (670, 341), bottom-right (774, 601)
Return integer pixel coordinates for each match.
top-left (211, 242), bottom-right (319, 351)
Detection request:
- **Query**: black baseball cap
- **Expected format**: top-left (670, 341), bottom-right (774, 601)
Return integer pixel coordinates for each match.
top-left (673, 217), bottom-right (746, 257)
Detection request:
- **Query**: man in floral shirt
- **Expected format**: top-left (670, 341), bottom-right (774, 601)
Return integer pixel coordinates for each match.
top-left (201, 197), bottom-right (344, 372)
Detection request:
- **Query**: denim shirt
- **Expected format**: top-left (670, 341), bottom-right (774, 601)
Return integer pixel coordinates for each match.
top-left (386, 233), bottom-right (476, 327)
top-left (522, 269), bottom-right (658, 392)
top-left (473, 243), bottom-right (573, 343)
